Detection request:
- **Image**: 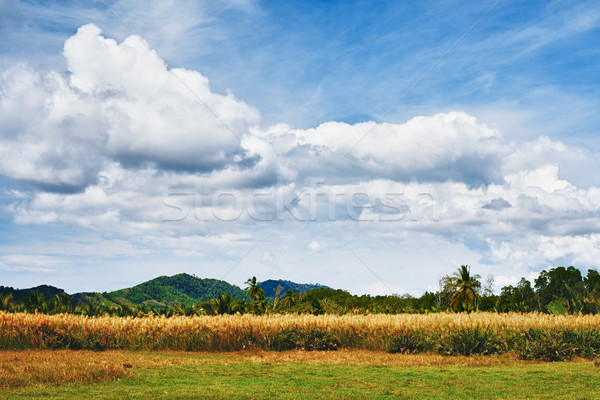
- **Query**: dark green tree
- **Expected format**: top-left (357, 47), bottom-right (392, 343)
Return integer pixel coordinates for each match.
top-left (447, 265), bottom-right (481, 312)
top-left (24, 291), bottom-right (47, 313)
top-left (535, 266), bottom-right (583, 309)
top-left (0, 294), bottom-right (16, 312)
top-left (245, 276), bottom-right (262, 301)
top-left (281, 289), bottom-right (297, 310)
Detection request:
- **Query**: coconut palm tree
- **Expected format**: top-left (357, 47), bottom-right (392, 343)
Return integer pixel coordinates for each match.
top-left (212, 293), bottom-right (234, 315)
top-left (0, 294), bottom-right (15, 312)
top-left (245, 276), bottom-right (262, 300)
top-left (52, 292), bottom-right (72, 314)
top-left (281, 289), bottom-right (296, 310)
top-left (24, 291), bottom-right (47, 313)
top-left (447, 265), bottom-right (481, 312)
top-left (251, 290), bottom-right (270, 315)
top-left (83, 301), bottom-right (102, 316)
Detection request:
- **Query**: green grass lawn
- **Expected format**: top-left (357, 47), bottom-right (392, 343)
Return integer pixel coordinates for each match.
top-left (3, 351), bottom-right (600, 399)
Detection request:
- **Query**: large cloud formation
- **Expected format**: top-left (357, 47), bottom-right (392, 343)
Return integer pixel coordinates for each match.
top-left (0, 24), bottom-right (260, 191)
top-left (2, 25), bottom-right (600, 291)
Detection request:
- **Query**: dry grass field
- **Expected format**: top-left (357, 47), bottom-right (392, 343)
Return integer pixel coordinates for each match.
top-left (2, 311), bottom-right (600, 356)
top-left (2, 350), bottom-right (600, 399)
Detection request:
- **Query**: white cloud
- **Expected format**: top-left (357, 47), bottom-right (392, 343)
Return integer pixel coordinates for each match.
top-left (538, 234), bottom-right (600, 266)
top-left (256, 112), bottom-right (505, 185)
top-left (359, 281), bottom-right (408, 296)
top-left (0, 24), bottom-right (261, 191)
top-left (0, 254), bottom-right (64, 274)
top-left (261, 251), bottom-right (274, 263)
top-left (308, 241), bottom-right (322, 251)
top-left (65, 24), bottom-right (260, 171)
top-left (0, 64), bottom-right (105, 189)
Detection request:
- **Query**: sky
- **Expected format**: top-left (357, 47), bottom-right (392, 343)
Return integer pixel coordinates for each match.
top-left (0, 0), bottom-right (600, 296)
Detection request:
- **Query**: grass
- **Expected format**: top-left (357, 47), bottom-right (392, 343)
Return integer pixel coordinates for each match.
top-left (2, 350), bottom-right (600, 399)
top-left (3, 312), bottom-right (600, 358)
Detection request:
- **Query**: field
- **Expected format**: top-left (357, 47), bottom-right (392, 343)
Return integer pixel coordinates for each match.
top-left (2, 311), bottom-right (600, 398)
top-left (2, 350), bottom-right (600, 399)
top-left (2, 311), bottom-right (600, 360)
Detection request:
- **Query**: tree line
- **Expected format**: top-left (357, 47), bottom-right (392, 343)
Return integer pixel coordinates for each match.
top-left (1, 265), bottom-right (599, 316)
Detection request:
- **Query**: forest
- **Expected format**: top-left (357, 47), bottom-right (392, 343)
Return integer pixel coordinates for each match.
top-left (1, 265), bottom-right (599, 317)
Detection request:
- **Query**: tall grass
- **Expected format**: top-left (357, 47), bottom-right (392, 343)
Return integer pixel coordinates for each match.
top-left (2, 311), bottom-right (600, 360)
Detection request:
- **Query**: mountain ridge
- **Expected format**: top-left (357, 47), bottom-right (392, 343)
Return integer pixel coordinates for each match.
top-left (1, 274), bottom-right (330, 307)
top-left (260, 279), bottom-right (330, 297)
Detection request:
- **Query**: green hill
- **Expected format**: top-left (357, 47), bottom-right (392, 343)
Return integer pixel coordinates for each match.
top-left (260, 279), bottom-right (330, 297)
top-left (2, 275), bottom-right (330, 308)
top-left (0, 284), bottom-right (65, 303)
top-left (70, 292), bottom-right (117, 307)
top-left (100, 273), bottom-right (250, 307)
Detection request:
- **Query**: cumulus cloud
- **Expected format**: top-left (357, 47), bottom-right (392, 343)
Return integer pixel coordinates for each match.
top-left (64, 24), bottom-right (260, 171)
top-left (0, 64), bottom-right (106, 190)
top-left (482, 198), bottom-right (512, 210)
top-left (0, 24), bottom-right (261, 191)
top-left (254, 112), bottom-right (505, 186)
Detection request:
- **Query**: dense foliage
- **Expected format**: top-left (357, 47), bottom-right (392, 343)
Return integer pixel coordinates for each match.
top-left (2, 266), bottom-right (600, 316)
top-left (259, 279), bottom-right (329, 297)
top-left (104, 273), bottom-right (250, 306)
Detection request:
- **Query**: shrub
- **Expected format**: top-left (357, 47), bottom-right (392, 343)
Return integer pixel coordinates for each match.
top-left (571, 329), bottom-right (600, 359)
top-left (269, 328), bottom-right (300, 351)
top-left (385, 330), bottom-right (428, 354)
top-left (269, 328), bottom-right (339, 351)
top-left (439, 328), bottom-right (503, 356)
top-left (303, 328), bottom-right (340, 351)
top-left (513, 329), bottom-right (576, 362)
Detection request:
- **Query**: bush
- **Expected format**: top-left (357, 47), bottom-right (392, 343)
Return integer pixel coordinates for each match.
top-left (269, 328), bottom-right (299, 351)
top-left (513, 329), bottom-right (576, 362)
top-left (269, 328), bottom-right (340, 351)
top-left (385, 330), bottom-right (427, 354)
top-left (571, 329), bottom-right (600, 359)
top-left (304, 328), bottom-right (340, 351)
top-left (439, 328), bottom-right (503, 356)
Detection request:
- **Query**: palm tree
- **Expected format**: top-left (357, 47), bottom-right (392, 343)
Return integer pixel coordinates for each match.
top-left (281, 289), bottom-right (296, 310)
top-left (0, 294), bottom-right (15, 312)
top-left (447, 265), bottom-right (481, 312)
top-left (201, 294), bottom-right (242, 315)
top-left (212, 293), bottom-right (234, 315)
top-left (251, 290), bottom-right (270, 315)
top-left (83, 301), bottom-right (102, 316)
top-left (24, 291), bottom-right (46, 313)
top-left (245, 276), bottom-right (262, 301)
top-left (52, 292), bottom-right (72, 314)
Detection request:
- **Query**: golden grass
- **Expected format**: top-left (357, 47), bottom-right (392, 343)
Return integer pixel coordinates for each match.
top-left (0, 350), bottom-right (131, 388)
top-left (2, 311), bottom-right (600, 352)
top-left (4, 311), bottom-right (600, 332)
top-left (0, 350), bottom-right (227, 388)
top-left (230, 349), bottom-right (528, 367)
top-left (0, 349), bottom-right (547, 388)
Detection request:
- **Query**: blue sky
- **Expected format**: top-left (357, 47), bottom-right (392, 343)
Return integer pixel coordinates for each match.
top-left (1, 0), bottom-right (600, 295)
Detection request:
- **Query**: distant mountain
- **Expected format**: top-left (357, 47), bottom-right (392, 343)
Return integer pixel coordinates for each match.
top-left (1, 274), bottom-right (331, 308)
top-left (260, 279), bottom-right (330, 297)
top-left (70, 292), bottom-right (118, 307)
top-left (99, 273), bottom-right (250, 307)
top-left (0, 284), bottom-right (65, 302)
